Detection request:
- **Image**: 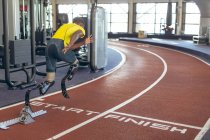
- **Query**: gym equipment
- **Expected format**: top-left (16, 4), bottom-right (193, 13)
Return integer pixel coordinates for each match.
top-left (0, 84), bottom-right (47, 130)
top-left (0, 60), bottom-right (78, 129)
top-left (88, 0), bottom-right (108, 71)
top-left (0, 0), bottom-right (36, 89)
top-left (19, 0), bottom-right (29, 39)
top-left (0, 106), bottom-right (46, 130)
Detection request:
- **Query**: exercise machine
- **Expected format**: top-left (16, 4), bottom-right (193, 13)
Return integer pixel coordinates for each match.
top-left (0, 0), bottom-right (36, 89)
top-left (0, 59), bottom-right (78, 129)
top-left (88, 0), bottom-right (107, 71)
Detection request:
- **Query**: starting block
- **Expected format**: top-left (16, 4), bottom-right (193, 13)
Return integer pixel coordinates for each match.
top-left (0, 84), bottom-right (47, 130)
top-left (0, 105), bottom-right (47, 130)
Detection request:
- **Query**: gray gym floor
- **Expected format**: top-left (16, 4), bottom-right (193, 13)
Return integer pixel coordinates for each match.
top-left (0, 47), bottom-right (122, 107)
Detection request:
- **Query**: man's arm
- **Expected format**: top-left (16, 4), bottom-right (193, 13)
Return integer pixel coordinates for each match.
top-left (70, 35), bottom-right (93, 50)
top-left (63, 33), bottom-right (93, 53)
top-left (62, 30), bottom-right (84, 54)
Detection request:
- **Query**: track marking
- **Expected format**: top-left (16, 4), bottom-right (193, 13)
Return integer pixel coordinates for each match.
top-left (47, 47), bottom-right (168, 140)
top-left (137, 44), bottom-right (150, 47)
top-left (112, 42), bottom-right (210, 139)
top-left (113, 111), bottom-right (202, 130)
top-left (0, 48), bottom-right (126, 111)
top-left (194, 118), bottom-right (210, 140)
top-left (145, 44), bottom-right (210, 66)
top-left (110, 41), bottom-right (210, 66)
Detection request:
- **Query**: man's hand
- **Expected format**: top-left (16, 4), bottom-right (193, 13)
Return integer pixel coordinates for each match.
top-left (62, 44), bottom-right (70, 54)
top-left (85, 35), bottom-right (93, 45)
top-left (62, 35), bottom-right (93, 54)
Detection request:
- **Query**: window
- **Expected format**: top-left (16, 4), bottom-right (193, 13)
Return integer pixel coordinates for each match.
top-left (136, 3), bottom-right (176, 34)
top-left (99, 4), bottom-right (128, 33)
top-left (59, 4), bottom-right (128, 33)
top-left (58, 4), bottom-right (88, 23)
top-left (184, 3), bottom-right (200, 35)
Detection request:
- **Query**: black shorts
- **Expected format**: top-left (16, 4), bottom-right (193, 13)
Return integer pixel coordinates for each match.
top-left (46, 39), bottom-right (77, 72)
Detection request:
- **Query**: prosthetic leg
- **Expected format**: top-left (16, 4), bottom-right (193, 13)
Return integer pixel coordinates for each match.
top-left (0, 84), bottom-right (47, 130)
top-left (0, 62), bottom-right (79, 129)
top-left (61, 61), bottom-right (79, 98)
top-left (19, 84), bottom-right (47, 124)
top-left (19, 61), bottom-right (79, 124)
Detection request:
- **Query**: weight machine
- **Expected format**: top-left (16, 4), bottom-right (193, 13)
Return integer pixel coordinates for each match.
top-left (0, 0), bottom-right (107, 129)
top-left (0, 0), bottom-right (36, 89)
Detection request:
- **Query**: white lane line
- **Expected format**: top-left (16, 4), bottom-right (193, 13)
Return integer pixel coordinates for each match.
top-left (113, 111), bottom-right (202, 130)
top-left (137, 44), bottom-right (150, 47)
top-left (150, 44), bottom-right (210, 67)
top-left (194, 118), bottom-right (210, 140)
top-left (110, 41), bottom-right (210, 66)
top-left (0, 48), bottom-right (126, 111)
top-left (46, 48), bottom-right (168, 140)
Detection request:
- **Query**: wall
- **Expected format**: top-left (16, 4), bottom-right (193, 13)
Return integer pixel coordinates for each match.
top-left (193, 0), bottom-right (210, 18)
top-left (195, 0), bottom-right (210, 36)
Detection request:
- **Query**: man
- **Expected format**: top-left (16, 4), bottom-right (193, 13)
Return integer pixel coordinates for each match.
top-left (39, 17), bottom-right (92, 98)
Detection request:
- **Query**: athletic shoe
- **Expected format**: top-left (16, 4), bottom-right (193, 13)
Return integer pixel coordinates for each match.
top-left (39, 81), bottom-right (55, 95)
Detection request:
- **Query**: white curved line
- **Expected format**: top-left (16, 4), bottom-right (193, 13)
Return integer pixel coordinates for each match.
top-left (0, 48), bottom-right (126, 111)
top-left (47, 46), bottom-right (168, 140)
top-left (157, 46), bottom-right (210, 66)
top-left (111, 41), bottom-right (210, 66)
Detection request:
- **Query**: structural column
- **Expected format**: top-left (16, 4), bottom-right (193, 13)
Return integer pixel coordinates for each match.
top-left (176, 0), bottom-right (183, 35)
top-left (199, 18), bottom-right (210, 36)
top-left (128, 0), bottom-right (134, 33)
top-left (51, 0), bottom-right (57, 31)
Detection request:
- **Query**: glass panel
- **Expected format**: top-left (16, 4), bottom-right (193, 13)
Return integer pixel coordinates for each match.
top-left (58, 5), bottom-right (74, 13)
top-left (58, 4), bottom-right (88, 23)
top-left (72, 4), bottom-right (88, 17)
top-left (111, 14), bottom-right (128, 23)
top-left (136, 3), bottom-right (177, 34)
top-left (172, 3), bottom-right (176, 14)
top-left (68, 14), bottom-right (73, 23)
top-left (136, 14), bottom-right (155, 24)
top-left (155, 24), bottom-right (165, 34)
top-left (155, 24), bottom-right (175, 34)
top-left (111, 23), bottom-right (128, 32)
top-left (185, 14), bottom-right (200, 24)
top-left (107, 23), bottom-right (111, 32)
top-left (172, 14), bottom-right (176, 24)
top-left (136, 3), bottom-right (155, 14)
top-left (98, 4), bottom-right (111, 13)
top-left (186, 3), bottom-right (200, 13)
top-left (136, 23), bottom-right (154, 33)
top-left (106, 13), bottom-right (111, 23)
top-left (156, 3), bottom-right (168, 14)
top-left (111, 4), bottom-right (128, 13)
top-left (171, 24), bottom-right (175, 34)
top-left (185, 25), bottom-right (199, 34)
top-left (155, 14), bottom-right (167, 24)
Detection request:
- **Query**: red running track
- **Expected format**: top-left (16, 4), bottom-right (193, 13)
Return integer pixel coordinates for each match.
top-left (0, 40), bottom-right (210, 140)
